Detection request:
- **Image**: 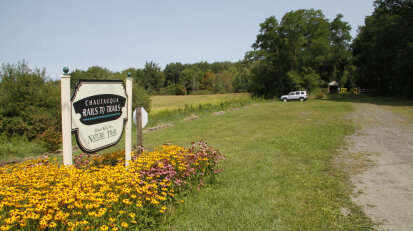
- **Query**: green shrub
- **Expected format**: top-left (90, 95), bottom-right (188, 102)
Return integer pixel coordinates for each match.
top-left (37, 127), bottom-right (62, 152)
top-left (158, 85), bottom-right (176, 95)
top-left (175, 84), bottom-right (187, 95)
top-left (314, 91), bottom-right (326, 99)
top-left (0, 61), bottom-right (62, 152)
top-left (132, 85), bottom-right (152, 112)
top-left (157, 84), bottom-right (188, 95)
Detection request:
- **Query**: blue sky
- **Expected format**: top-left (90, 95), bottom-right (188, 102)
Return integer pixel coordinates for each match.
top-left (0, 0), bottom-right (375, 80)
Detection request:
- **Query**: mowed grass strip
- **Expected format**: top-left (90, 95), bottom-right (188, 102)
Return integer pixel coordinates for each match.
top-left (142, 100), bottom-right (372, 230)
top-left (150, 93), bottom-right (250, 112)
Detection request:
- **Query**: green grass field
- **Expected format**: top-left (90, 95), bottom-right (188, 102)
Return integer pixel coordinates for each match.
top-left (141, 98), bottom-right (373, 230)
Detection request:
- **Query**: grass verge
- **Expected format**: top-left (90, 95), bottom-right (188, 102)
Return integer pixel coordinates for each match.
top-left (0, 135), bottom-right (46, 164)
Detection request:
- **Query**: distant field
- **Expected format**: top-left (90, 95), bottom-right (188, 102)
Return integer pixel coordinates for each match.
top-left (150, 93), bottom-right (250, 112)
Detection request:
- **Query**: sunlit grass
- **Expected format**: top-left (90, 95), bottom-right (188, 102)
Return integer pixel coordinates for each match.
top-left (150, 93), bottom-right (250, 113)
top-left (141, 98), bottom-right (373, 230)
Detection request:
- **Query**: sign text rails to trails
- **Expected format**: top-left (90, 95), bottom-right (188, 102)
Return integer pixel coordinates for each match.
top-left (73, 94), bottom-right (125, 125)
top-left (71, 80), bottom-right (127, 153)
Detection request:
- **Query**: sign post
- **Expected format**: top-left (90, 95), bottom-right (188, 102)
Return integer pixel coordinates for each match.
top-left (125, 73), bottom-right (133, 166)
top-left (133, 107), bottom-right (148, 154)
top-left (61, 67), bottom-right (72, 165)
top-left (137, 107), bottom-right (142, 153)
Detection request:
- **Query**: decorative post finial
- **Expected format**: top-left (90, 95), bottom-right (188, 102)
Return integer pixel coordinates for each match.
top-left (63, 67), bottom-right (69, 75)
top-left (127, 72), bottom-right (132, 78)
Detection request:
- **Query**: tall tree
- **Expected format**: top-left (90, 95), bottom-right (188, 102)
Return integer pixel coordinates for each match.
top-left (140, 61), bottom-right (165, 93)
top-left (248, 16), bottom-right (287, 97)
top-left (329, 14), bottom-right (352, 84)
top-left (352, 0), bottom-right (413, 96)
top-left (179, 68), bottom-right (203, 93)
top-left (280, 9), bottom-right (331, 77)
top-left (164, 62), bottom-right (186, 85)
top-left (247, 9), bottom-right (343, 97)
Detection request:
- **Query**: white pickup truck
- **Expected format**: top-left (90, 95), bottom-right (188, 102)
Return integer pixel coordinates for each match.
top-left (280, 91), bottom-right (308, 102)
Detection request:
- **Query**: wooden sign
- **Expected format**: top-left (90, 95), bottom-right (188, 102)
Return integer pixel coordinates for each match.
top-left (71, 80), bottom-right (127, 153)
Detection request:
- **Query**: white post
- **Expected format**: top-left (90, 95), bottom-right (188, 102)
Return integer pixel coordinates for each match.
top-left (125, 75), bottom-right (133, 166)
top-left (61, 67), bottom-right (72, 165)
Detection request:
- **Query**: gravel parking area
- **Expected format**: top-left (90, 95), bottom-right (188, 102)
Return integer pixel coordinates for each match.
top-left (338, 103), bottom-right (413, 230)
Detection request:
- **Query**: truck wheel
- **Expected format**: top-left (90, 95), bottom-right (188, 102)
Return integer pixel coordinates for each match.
top-left (283, 98), bottom-right (287, 102)
top-left (300, 97), bottom-right (304, 102)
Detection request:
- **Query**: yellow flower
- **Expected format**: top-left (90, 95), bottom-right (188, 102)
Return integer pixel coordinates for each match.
top-left (39, 219), bottom-right (48, 229)
top-left (136, 201), bottom-right (143, 207)
top-left (0, 225), bottom-right (11, 231)
top-left (99, 225), bottom-right (109, 231)
top-left (49, 222), bottom-right (57, 228)
top-left (0, 143), bottom-right (220, 230)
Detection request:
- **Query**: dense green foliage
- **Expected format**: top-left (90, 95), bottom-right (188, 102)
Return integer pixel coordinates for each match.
top-left (0, 61), bottom-right (61, 153)
top-left (352, 0), bottom-right (413, 96)
top-left (158, 61), bottom-right (250, 95)
top-left (246, 9), bottom-right (353, 98)
top-left (70, 61), bottom-right (249, 96)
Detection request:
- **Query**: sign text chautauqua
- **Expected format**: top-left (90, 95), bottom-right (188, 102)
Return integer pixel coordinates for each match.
top-left (71, 80), bottom-right (127, 153)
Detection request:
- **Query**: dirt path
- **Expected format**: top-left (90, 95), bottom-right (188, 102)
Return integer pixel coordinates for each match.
top-left (338, 103), bottom-right (413, 230)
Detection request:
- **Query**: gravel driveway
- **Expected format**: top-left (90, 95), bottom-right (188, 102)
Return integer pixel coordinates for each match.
top-left (338, 103), bottom-right (413, 230)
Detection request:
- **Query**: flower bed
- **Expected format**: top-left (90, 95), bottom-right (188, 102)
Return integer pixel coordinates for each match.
top-left (0, 141), bottom-right (224, 230)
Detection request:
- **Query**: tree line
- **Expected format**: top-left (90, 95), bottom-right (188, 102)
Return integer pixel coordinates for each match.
top-left (69, 61), bottom-right (249, 96)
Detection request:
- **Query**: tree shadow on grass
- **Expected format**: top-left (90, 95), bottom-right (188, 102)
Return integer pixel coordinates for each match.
top-left (317, 94), bottom-right (413, 107)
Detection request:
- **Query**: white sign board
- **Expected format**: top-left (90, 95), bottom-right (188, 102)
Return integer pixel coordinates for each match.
top-left (133, 107), bottom-right (148, 128)
top-left (71, 80), bottom-right (127, 153)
